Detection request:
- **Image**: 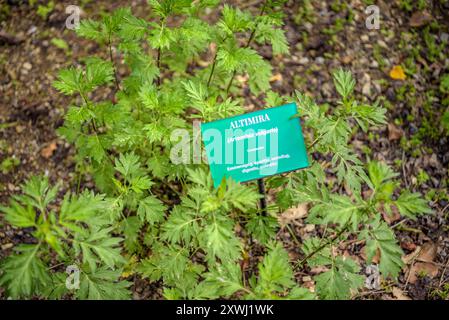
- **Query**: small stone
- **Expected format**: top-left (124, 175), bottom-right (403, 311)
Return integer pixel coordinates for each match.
top-left (1, 243), bottom-right (14, 250)
top-left (302, 276), bottom-right (312, 282)
top-left (315, 57), bottom-right (325, 64)
top-left (361, 73), bottom-right (371, 95)
top-left (304, 22), bottom-right (313, 32)
top-left (441, 33), bottom-right (449, 43)
top-left (298, 57), bottom-right (309, 65)
top-left (361, 34), bottom-right (369, 42)
top-left (386, 87), bottom-right (396, 101)
top-left (321, 83), bottom-right (333, 98)
top-left (374, 82), bottom-right (382, 94)
top-left (307, 35), bottom-right (324, 50)
top-left (341, 55), bottom-right (354, 65)
top-left (304, 224), bottom-right (315, 233)
top-left (27, 26), bottom-right (37, 35)
top-left (362, 82), bottom-right (371, 96)
top-left (22, 62), bottom-right (32, 70)
top-left (377, 40), bottom-right (388, 48)
top-left (15, 125), bottom-right (25, 133)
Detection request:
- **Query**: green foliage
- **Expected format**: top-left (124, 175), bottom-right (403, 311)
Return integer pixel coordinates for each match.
top-left (1, 1), bottom-right (431, 301)
top-left (440, 74), bottom-right (449, 134)
top-left (314, 256), bottom-right (364, 300)
top-left (440, 74), bottom-right (449, 95)
top-left (36, 1), bottom-right (54, 20)
top-left (359, 218), bottom-right (404, 279)
top-left (0, 177), bottom-right (128, 299)
top-left (198, 243), bottom-right (314, 299)
top-left (0, 244), bottom-right (50, 298)
top-left (247, 243), bottom-right (315, 299)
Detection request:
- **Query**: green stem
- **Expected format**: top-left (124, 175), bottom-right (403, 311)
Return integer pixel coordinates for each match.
top-left (155, 18), bottom-right (166, 87)
top-left (206, 51), bottom-right (218, 88)
top-left (225, 1), bottom-right (268, 96)
top-left (108, 34), bottom-right (120, 92)
top-left (156, 47), bottom-right (162, 86)
top-left (296, 221), bottom-right (351, 267)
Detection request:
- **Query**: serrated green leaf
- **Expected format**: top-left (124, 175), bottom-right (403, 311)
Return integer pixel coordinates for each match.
top-left (246, 214), bottom-right (277, 244)
top-left (394, 191), bottom-right (432, 219)
top-left (59, 191), bottom-right (109, 225)
top-left (137, 196), bottom-right (166, 224)
top-left (76, 19), bottom-right (105, 42)
top-left (308, 194), bottom-right (362, 230)
top-left (315, 257), bottom-right (364, 300)
top-left (360, 219), bottom-right (403, 279)
top-left (333, 68), bottom-right (355, 99)
top-left (161, 206), bottom-right (200, 244)
top-left (200, 215), bottom-right (241, 262)
top-left (201, 263), bottom-right (243, 298)
top-left (367, 161), bottom-right (398, 191)
top-left (301, 237), bottom-right (332, 267)
top-left (1, 200), bottom-right (36, 228)
top-left (77, 267), bottom-right (131, 300)
top-left (74, 227), bottom-right (125, 271)
top-left (257, 242), bottom-right (295, 290)
top-left (0, 244), bottom-right (50, 298)
top-left (121, 216), bottom-right (143, 253)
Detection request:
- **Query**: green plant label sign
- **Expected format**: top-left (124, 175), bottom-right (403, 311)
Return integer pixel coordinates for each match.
top-left (201, 103), bottom-right (309, 187)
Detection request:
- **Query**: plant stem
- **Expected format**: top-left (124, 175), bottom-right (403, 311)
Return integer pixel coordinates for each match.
top-left (206, 50), bottom-right (218, 88)
top-left (296, 222), bottom-right (350, 267)
top-left (225, 1), bottom-right (268, 96)
top-left (308, 133), bottom-right (325, 150)
top-left (257, 178), bottom-right (267, 216)
top-left (108, 34), bottom-right (120, 92)
top-left (156, 47), bottom-right (162, 86)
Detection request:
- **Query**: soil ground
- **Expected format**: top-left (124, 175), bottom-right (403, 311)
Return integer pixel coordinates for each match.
top-left (0, 0), bottom-right (448, 300)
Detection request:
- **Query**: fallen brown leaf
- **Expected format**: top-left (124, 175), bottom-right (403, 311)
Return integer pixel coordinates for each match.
top-left (279, 203), bottom-right (308, 226)
top-left (288, 251), bottom-right (300, 261)
top-left (404, 242), bottom-right (440, 284)
top-left (400, 241), bottom-right (417, 251)
top-left (392, 287), bottom-right (411, 300)
top-left (41, 142), bottom-right (57, 159)
top-left (362, 189), bottom-right (373, 200)
top-left (409, 11), bottom-right (433, 28)
top-left (417, 242), bottom-right (437, 263)
top-left (303, 224), bottom-right (315, 233)
top-left (341, 55), bottom-right (354, 65)
top-left (402, 246), bottom-right (421, 265)
top-left (309, 266), bottom-right (329, 274)
top-left (1, 243), bottom-right (14, 250)
top-left (302, 276), bottom-right (315, 292)
top-left (388, 123), bottom-right (404, 141)
top-left (408, 262), bottom-right (439, 284)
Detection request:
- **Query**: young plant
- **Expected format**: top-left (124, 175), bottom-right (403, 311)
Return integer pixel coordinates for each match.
top-left (0, 176), bottom-right (130, 299)
top-left (0, 1), bottom-right (431, 300)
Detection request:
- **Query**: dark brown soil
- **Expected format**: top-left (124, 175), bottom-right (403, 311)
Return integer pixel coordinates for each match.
top-left (0, 0), bottom-right (448, 300)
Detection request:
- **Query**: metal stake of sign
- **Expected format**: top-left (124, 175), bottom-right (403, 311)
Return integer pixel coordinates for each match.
top-left (257, 178), bottom-right (267, 215)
